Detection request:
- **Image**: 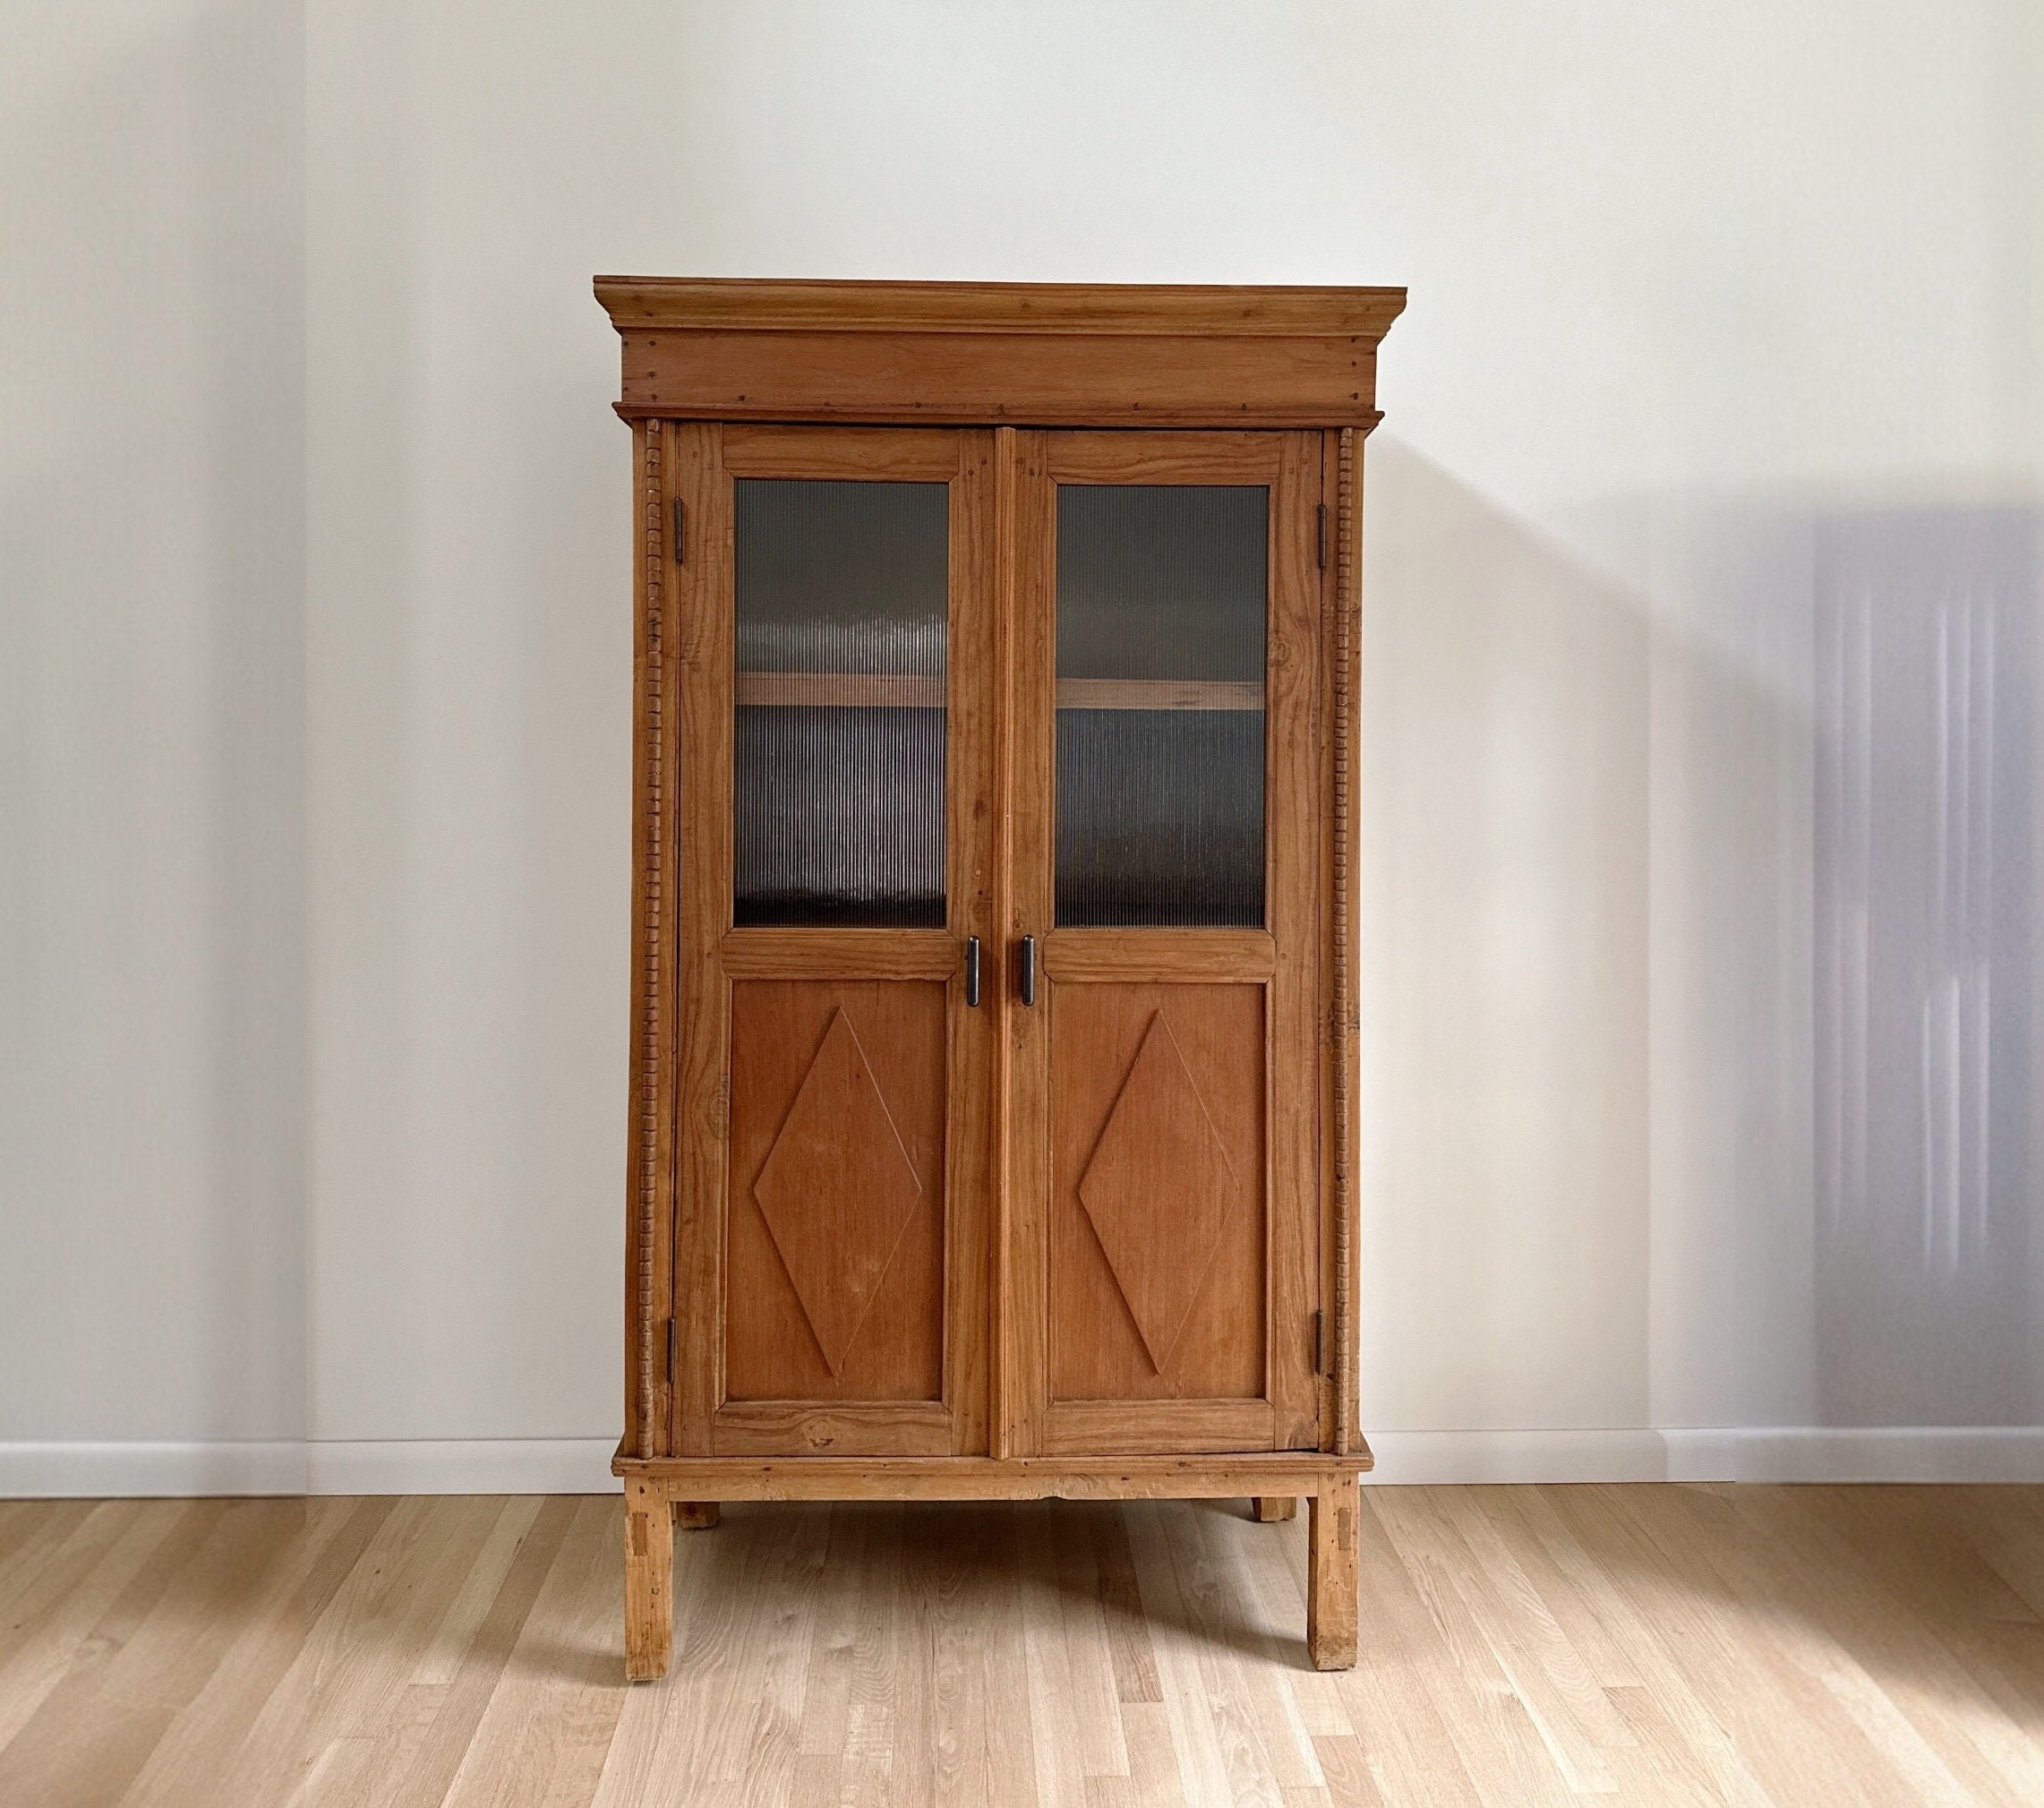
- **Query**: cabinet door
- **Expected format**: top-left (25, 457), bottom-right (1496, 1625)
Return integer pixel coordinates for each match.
top-left (671, 425), bottom-right (997, 1457)
top-left (1007, 431), bottom-right (1323, 1454)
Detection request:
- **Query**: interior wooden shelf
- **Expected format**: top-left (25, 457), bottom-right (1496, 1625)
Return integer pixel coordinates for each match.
top-left (735, 672), bottom-right (944, 707)
top-left (733, 672), bottom-right (1264, 711)
top-left (1056, 678), bottom-right (1264, 712)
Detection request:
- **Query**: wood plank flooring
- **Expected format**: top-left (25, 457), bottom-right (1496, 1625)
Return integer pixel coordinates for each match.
top-left (2, 1486), bottom-right (2042, 1805)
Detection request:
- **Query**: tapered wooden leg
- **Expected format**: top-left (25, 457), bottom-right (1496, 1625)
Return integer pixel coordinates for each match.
top-left (1307, 1474), bottom-right (1359, 1670)
top-left (624, 1480), bottom-right (674, 1682)
top-left (1253, 1495), bottom-right (1297, 1522)
top-left (674, 1500), bottom-right (719, 1530)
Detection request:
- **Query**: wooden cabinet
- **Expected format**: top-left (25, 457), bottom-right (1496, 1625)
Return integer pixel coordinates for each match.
top-left (595, 278), bottom-right (1404, 1680)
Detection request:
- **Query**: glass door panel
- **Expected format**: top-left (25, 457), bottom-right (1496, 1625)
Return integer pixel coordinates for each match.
top-left (733, 478), bottom-right (947, 927)
top-left (1055, 484), bottom-right (1268, 927)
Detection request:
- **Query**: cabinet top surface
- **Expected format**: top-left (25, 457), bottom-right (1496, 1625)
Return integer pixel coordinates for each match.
top-left (594, 276), bottom-right (1406, 341)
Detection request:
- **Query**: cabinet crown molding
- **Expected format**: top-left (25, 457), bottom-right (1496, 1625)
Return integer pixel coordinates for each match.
top-left (595, 277), bottom-right (1405, 427)
top-left (594, 276), bottom-right (1407, 339)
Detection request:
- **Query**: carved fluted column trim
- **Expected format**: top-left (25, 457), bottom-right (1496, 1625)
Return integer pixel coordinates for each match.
top-left (635, 421), bottom-right (667, 1456)
top-left (1331, 424), bottom-right (1357, 1457)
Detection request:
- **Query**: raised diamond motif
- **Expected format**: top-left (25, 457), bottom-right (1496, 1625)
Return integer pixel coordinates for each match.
top-left (1077, 1010), bottom-right (1236, 1374)
top-left (753, 1007), bottom-right (924, 1375)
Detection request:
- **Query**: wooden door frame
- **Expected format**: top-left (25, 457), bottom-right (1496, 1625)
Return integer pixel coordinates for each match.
top-left (1002, 428), bottom-right (1325, 1457)
top-left (660, 423), bottom-right (999, 1459)
top-left (629, 418), bottom-right (1342, 1469)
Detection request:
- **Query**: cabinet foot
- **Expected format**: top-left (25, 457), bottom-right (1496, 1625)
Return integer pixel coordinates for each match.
top-left (1252, 1495), bottom-right (1297, 1522)
top-left (624, 1480), bottom-right (674, 1682)
top-left (674, 1500), bottom-right (719, 1530)
top-left (1306, 1475), bottom-right (1359, 1670)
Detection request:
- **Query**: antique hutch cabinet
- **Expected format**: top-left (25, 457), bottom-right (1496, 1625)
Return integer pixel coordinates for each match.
top-left (594, 277), bottom-right (1403, 1680)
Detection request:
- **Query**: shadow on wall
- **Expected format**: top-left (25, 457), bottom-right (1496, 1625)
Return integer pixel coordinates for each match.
top-left (1360, 441), bottom-right (2043, 1435)
top-left (1814, 506), bottom-right (2041, 1426)
top-left (1358, 441), bottom-right (1653, 1434)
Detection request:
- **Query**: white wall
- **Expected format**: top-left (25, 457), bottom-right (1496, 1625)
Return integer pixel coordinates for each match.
top-left (4, 0), bottom-right (2040, 1489)
top-left (2, 0), bottom-right (305, 1476)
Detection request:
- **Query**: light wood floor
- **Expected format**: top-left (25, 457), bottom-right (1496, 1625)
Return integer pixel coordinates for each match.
top-left (3, 1486), bottom-right (2044, 1805)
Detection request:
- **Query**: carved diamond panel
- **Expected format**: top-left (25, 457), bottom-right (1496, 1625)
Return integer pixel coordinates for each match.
top-left (752, 1007), bottom-right (924, 1375)
top-left (1077, 1010), bottom-right (1236, 1373)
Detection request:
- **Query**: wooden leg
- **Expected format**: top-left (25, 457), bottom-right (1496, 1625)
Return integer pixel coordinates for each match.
top-left (1252, 1495), bottom-right (1297, 1522)
top-left (624, 1480), bottom-right (674, 1682)
top-left (1307, 1475), bottom-right (1359, 1670)
top-left (674, 1500), bottom-right (720, 1530)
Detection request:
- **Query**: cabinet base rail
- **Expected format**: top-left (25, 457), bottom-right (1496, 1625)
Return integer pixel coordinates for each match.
top-left (616, 1447), bottom-right (1369, 1682)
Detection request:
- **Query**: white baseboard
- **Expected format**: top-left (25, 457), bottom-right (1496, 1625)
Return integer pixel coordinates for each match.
top-left (1362, 1429), bottom-right (1735, 1485)
top-left (1363, 1427), bottom-right (2044, 1486)
top-left (0, 1441), bottom-right (310, 1498)
top-left (305, 1439), bottom-right (620, 1495)
top-left (0, 1438), bottom-right (619, 1498)
top-left (4, 1428), bottom-right (2041, 1498)
top-left (1724, 1427), bottom-right (2044, 1484)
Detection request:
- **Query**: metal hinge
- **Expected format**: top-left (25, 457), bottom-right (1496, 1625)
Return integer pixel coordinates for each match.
top-left (671, 496), bottom-right (687, 565)
top-left (1317, 502), bottom-right (1328, 570)
top-left (1313, 1309), bottom-right (1327, 1375)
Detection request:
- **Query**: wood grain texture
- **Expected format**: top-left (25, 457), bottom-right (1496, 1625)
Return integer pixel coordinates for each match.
top-left (1074, 1009), bottom-right (1242, 1375)
top-left (1042, 930), bottom-right (1276, 985)
top-left (1056, 678), bottom-right (1265, 711)
top-left (718, 928), bottom-right (958, 981)
top-left (615, 330), bottom-right (1381, 427)
top-left (942, 430), bottom-right (1002, 1462)
top-left (708, 1402), bottom-right (954, 1457)
top-left (727, 986), bottom-right (943, 1404)
top-left (719, 422), bottom-right (962, 480)
top-left (623, 419), bottom-right (677, 1461)
top-left (1306, 1473), bottom-right (1359, 1671)
top-left (1043, 428), bottom-right (1289, 483)
top-left (1049, 983), bottom-right (1267, 1410)
top-left (10, 1485), bottom-right (2044, 1805)
top-left (1317, 431), bottom-right (1343, 1455)
top-left (1005, 429), bottom-right (1057, 1460)
top-left (988, 426), bottom-right (1022, 1462)
top-left (734, 671), bottom-right (946, 707)
top-left (1266, 431), bottom-right (1325, 1452)
top-left (612, 1453), bottom-right (1369, 1495)
top-left (1253, 1496), bottom-right (1298, 1523)
top-left (1330, 426), bottom-right (1359, 1458)
top-left (669, 421), bottom-right (731, 1458)
top-left (622, 1482), bottom-right (672, 1682)
top-left (594, 277), bottom-right (1408, 339)
top-left (1035, 1401), bottom-right (1279, 1459)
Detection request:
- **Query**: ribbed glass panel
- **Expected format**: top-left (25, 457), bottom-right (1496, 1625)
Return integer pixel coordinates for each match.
top-left (1056, 484), bottom-right (1267, 927)
top-left (733, 479), bottom-right (947, 928)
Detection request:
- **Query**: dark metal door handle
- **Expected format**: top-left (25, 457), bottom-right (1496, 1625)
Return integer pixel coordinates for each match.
top-left (965, 936), bottom-right (981, 1008)
top-left (1019, 934), bottom-right (1038, 1007)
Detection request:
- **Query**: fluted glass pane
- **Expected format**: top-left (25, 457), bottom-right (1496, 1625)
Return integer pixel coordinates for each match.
top-left (1056, 485), bottom-right (1267, 927)
top-left (733, 479), bottom-right (947, 927)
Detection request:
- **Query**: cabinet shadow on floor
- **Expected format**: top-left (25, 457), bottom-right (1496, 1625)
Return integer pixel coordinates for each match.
top-left (654, 1496), bottom-right (1321, 1675)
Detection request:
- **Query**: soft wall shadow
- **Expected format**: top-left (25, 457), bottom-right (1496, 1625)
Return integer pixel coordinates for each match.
top-left (1360, 440), bottom-right (2044, 1441)
top-left (1359, 440), bottom-right (1654, 1435)
top-left (1812, 504), bottom-right (2041, 1426)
